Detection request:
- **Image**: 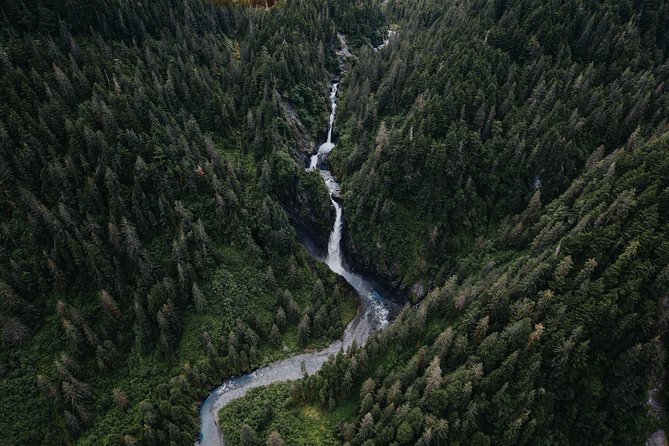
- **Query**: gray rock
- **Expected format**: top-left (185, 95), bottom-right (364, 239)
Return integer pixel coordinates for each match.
top-left (411, 282), bottom-right (425, 301)
top-left (647, 430), bottom-right (668, 446)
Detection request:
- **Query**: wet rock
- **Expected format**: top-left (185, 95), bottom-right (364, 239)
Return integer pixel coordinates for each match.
top-left (411, 282), bottom-right (425, 302)
top-left (661, 295), bottom-right (669, 309)
top-left (646, 430), bottom-right (668, 446)
top-left (277, 92), bottom-right (314, 157)
top-left (274, 92), bottom-right (334, 249)
top-left (340, 230), bottom-right (405, 296)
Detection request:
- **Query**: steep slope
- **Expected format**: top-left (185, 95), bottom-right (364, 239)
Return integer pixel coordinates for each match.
top-left (235, 127), bottom-right (669, 446)
top-left (212, 1), bottom-right (669, 444)
top-left (0, 0), bottom-right (367, 444)
top-left (331, 0), bottom-right (669, 293)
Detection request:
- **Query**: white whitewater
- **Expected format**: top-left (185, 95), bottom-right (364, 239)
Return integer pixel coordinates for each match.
top-left (308, 154), bottom-right (318, 169)
top-left (311, 82), bottom-right (344, 274)
top-left (326, 196), bottom-right (343, 273)
top-left (373, 29), bottom-right (397, 52)
top-left (196, 37), bottom-right (394, 446)
top-left (307, 82), bottom-right (337, 169)
top-left (316, 82), bottom-right (338, 156)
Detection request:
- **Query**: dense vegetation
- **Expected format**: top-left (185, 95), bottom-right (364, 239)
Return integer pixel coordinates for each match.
top-left (310, 135), bottom-right (669, 444)
top-left (0, 0), bottom-right (375, 444)
top-left (2, 0), bottom-right (668, 445)
top-left (217, 0), bottom-right (669, 445)
top-left (332, 0), bottom-right (669, 293)
top-left (219, 382), bottom-right (348, 445)
top-left (222, 114), bottom-right (669, 446)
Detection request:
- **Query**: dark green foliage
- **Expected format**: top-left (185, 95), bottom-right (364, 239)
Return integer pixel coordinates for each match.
top-left (0, 0), bottom-right (365, 444)
top-left (329, 0), bottom-right (387, 48)
top-left (2, 0), bottom-right (668, 444)
top-left (292, 134), bottom-right (669, 445)
top-left (331, 0), bottom-right (669, 288)
top-left (219, 382), bottom-right (348, 445)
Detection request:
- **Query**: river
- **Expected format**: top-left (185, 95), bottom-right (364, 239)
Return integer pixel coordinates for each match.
top-left (196, 40), bottom-right (398, 446)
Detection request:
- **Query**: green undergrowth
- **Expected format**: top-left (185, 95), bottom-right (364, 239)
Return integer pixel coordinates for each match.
top-left (219, 382), bottom-right (358, 446)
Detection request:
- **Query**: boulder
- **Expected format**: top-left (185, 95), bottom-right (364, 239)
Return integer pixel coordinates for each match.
top-left (647, 430), bottom-right (669, 446)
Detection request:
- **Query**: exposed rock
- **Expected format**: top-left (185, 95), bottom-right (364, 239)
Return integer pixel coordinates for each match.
top-left (277, 91), bottom-right (315, 157)
top-left (411, 282), bottom-right (425, 302)
top-left (649, 380), bottom-right (666, 420)
top-left (646, 430), bottom-right (668, 446)
top-left (661, 295), bottom-right (669, 309)
top-left (647, 368), bottom-right (667, 446)
top-left (274, 91), bottom-right (334, 250)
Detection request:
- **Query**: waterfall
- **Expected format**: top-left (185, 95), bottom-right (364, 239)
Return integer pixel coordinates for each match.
top-left (307, 80), bottom-right (344, 274)
top-left (326, 198), bottom-right (343, 273)
top-left (308, 154), bottom-right (319, 169)
top-left (196, 35), bottom-right (397, 446)
top-left (313, 81), bottom-right (344, 272)
top-left (373, 28), bottom-right (397, 52)
top-left (315, 82), bottom-right (338, 157)
top-left (326, 83), bottom-right (338, 144)
top-left (308, 82), bottom-right (339, 170)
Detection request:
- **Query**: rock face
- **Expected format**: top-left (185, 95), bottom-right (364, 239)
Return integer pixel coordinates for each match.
top-left (647, 370), bottom-right (668, 446)
top-left (646, 430), bottom-right (668, 446)
top-left (410, 282), bottom-right (425, 302)
top-left (277, 92), bottom-right (316, 158)
top-left (275, 92), bottom-right (334, 251)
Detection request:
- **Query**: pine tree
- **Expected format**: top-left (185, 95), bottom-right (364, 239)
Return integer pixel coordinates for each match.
top-left (240, 424), bottom-right (258, 446)
top-left (266, 431), bottom-right (284, 446)
top-left (297, 314), bottom-right (311, 347)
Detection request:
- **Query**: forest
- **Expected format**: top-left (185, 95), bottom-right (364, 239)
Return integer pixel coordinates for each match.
top-left (0, 0), bottom-right (380, 444)
top-left (1, 0), bottom-right (668, 445)
top-left (332, 0), bottom-right (669, 294)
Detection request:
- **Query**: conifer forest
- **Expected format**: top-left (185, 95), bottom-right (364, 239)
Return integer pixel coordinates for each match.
top-left (1, 0), bottom-right (668, 445)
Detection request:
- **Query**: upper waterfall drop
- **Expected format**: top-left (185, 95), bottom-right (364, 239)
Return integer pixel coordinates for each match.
top-left (316, 82), bottom-right (339, 157)
top-left (311, 81), bottom-right (344, 273)
top-left (308, 82), bottom-right (342, 195)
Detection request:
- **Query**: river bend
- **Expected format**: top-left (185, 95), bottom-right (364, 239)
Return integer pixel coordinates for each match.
top-left (197, 51), bottom-right (397, 446)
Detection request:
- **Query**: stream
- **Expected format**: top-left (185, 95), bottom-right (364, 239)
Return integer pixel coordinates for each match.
top-left (196, 40), bottom-right (398, 446)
